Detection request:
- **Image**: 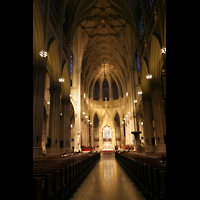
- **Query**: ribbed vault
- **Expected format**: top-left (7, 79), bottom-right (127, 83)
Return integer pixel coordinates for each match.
top-left (64, 0), bottom-right (139, 94)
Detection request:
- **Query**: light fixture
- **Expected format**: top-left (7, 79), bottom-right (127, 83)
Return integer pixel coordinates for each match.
top-left (134, 100), bottom-right (137, 103)
top-left (59, 78), bottom-right (65, 82)
top-left (126, 115), bottom-right (128, 117)
top-left (138, 91), bottom-right (142, 94)
top-left (146, 74), bottom-right (152, 79)
top-left (82, 112), bottom-right (85, 115)
top-left (84, 93), bottom-right (86, 98)
top-left (127, 112), bottom-right (130, 114)
top-left (88, 120), bottom-right (90, 122)
top-left (85, 116), bottom-right (88, 118)
top-left (123, 118), bottom-right (126, 120)
top-left (47, 102), bottom-right (50, 105)
top-left (70, 124), bottom-right (73, 128)
top-left (126, 92), bottom-right (128, 97)
top-left (161, 47), bottom-right (166, 54)
top-left (141, 122), bottom-right (143, 125)
top-left (39, 50), bottom-right (48, 57)
top-left (69, 94), bottom-right (74, 97)
top-left (122, 121), bottom-right (124, 124)
top-left (90, 122), bottom-right (92, 125)
top-left (60, 113), bottom-right (62, 116)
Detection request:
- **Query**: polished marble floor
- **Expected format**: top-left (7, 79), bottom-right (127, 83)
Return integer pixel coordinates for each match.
top-left (69, 154), bottom-right (146, 200)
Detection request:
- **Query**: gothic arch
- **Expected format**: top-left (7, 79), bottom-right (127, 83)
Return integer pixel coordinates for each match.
top-left (70, 97), bottom-right (77, 115)
top-left (33, 0), bottom-right (44, 66)
top-left (47, 39), bottom-right (61, 85)
top-left (149, 34), bottom-right (163, 82)
top-left (141, 58), bottom-right (150, 95)
top-left (61, 62), bottom-right (70, 98)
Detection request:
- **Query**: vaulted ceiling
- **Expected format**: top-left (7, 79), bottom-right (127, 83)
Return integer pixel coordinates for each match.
top-left (64, 0), bottom-right (141, 92)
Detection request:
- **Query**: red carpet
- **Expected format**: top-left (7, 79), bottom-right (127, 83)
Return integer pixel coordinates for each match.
top-left (82, 149), bottom-right (91, 151)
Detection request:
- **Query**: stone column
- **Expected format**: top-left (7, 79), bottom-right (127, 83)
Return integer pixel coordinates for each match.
top-left (33, 64), bottom-right (46, 158)
top-left (151, 81), bottom-right (166, 153)
top-left (90, 124), bottom-right (94, 148)
top-left (47, 85), bottom-right (61, 155)
top-left (61, 97), bottom-right (71, 154)
top-left (120, 124), bottom-right (124, 148)
top-left (74, 68), bottom-right (82, 152)
top-left (142, 95), bottom-right (155, 152)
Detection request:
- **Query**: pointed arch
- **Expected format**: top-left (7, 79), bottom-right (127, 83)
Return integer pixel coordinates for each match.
top-left (102, 79), bottom-right (109, 101)
top-left (33, 0), bottom-right (44, 66)
top-left (61, 61), bottom-right (70, 98)
top-left (149, 34), bottom-right (163, 81)
top-left (141, 58), bottom-right (150, 95)
top-left (114, 112), bottom-right (120, 127)
top-left (47, 39), bottom-right (61, 85)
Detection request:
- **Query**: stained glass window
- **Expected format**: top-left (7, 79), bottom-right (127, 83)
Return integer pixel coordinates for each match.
top-left (137, 50), bottom-right (139, 71)
top-left (139, 16), bottom-right (145, 38)
top-left (103, 80), bottom-right (109, 101)
top-left (113, 81), bottom-right (118, 100)
top-left (70, 53), bottom-right (73, 74)
top-left (149, 0), bottom-right (153, 7)
top-left (93, 81), bottom-right (99, 100)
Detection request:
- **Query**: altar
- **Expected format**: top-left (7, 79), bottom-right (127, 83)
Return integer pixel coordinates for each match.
top-left (101, 126), bottom-right (115, 154)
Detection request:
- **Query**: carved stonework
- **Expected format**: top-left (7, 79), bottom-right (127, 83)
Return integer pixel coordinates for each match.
top-left (99, 111), bottom-right (115, 149)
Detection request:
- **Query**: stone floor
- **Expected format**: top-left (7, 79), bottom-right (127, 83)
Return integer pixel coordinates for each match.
top-left (69, 154), bottom-right (146, 200)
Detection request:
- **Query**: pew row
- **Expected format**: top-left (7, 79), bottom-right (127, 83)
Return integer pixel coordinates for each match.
top-left (115, 152), bottom-right (166, 200)
top-left (33, 153), bottom-right (100, 200)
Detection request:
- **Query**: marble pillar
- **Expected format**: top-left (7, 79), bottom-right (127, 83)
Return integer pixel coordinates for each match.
top-left (61, 97), bottom-right (72, 153)
top-left (47, 85), bottom-right (61, 155)
top-left (33, 64), bottom-right (46, 158)
top-left (142, 95), bottom-right (155, 152)
top-left (151, 82), bottom-right (166, 153)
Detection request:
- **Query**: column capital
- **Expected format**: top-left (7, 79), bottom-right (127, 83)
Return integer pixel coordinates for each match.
top-left (67, 39), bottom-right (73, 47)
top-left (33, 65), bottom-right (46, 75)
top-left (76, 68), bottom-right (82, 74)
top-left (49, 85), bottom-right (61, 94)
top-left (150, 80), bottom-right (162, 90)
top-left (61, 96), bottom-right (70, 104)
top-left (128, 66), bottom-right (134, 71)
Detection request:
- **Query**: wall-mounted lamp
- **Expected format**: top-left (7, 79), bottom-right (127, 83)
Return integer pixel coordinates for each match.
top-left (59, 78), bottom-right (65, 82)
top-left (39, 50), bottom-right (48, 57)
top-left (146, 74), bottom-right (152, 79)
top-left (161, 47), bottom-right (166, 54)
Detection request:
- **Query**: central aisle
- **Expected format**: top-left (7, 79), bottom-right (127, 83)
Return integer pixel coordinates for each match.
top-left (69, 154), bottom-right (146, 200)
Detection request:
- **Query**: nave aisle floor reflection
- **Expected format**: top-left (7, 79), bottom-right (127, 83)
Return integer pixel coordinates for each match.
top-left (69, 154), bottom-right (146, 200)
